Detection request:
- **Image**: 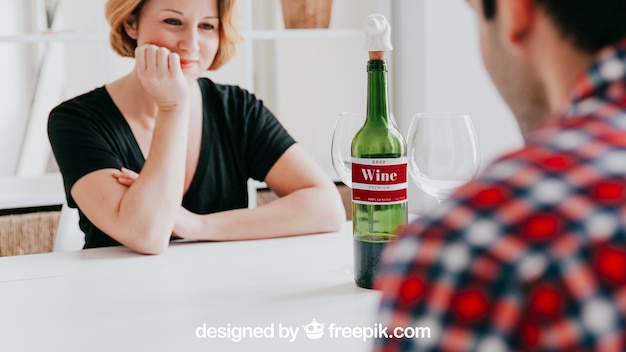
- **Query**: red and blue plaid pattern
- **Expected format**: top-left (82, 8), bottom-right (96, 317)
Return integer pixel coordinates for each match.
top-left (374, 39), bottom-right (626, 351)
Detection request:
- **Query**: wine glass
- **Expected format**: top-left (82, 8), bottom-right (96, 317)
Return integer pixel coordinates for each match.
top-left (331, 111), bottom-right (400, 187)
top-left (331, 112), bottom-right (365, 188)
top-left (330, 112), bottom-right (365, 276)
top-left (406, 112), bottom-right (481, 204)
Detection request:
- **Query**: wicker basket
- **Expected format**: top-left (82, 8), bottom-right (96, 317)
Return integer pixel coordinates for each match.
top-left (280, 0), bottom-right (333, 29)
top-left (0, 211), bottom-right (60, 256)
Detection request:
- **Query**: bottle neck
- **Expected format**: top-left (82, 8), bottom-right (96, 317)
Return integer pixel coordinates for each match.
top-left (366, 60), bottom-right (390, 125)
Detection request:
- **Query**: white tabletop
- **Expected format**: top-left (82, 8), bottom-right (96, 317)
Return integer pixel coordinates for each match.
top-left (0, 222), bottom-right (383, 351)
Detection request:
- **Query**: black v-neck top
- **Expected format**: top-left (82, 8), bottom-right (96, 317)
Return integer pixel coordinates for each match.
top-left (48, 78), bottom-right (295, 248)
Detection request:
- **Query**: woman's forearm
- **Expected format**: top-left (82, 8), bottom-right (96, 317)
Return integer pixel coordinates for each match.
top-left (114, 106), bottom-right (190, 253)
top-left (182, 185), bottom-right (346, 241)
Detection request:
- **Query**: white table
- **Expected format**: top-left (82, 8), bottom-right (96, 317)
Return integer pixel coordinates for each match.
top-left (0, 222), bottom-right (382, 351)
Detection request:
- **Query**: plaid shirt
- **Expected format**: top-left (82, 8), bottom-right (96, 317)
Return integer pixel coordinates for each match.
top-left (374, 39), bottom-right (626, 351)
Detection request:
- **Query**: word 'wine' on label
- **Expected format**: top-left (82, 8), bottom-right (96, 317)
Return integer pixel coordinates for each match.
top-left (352, 157), bottom-right (408, 204)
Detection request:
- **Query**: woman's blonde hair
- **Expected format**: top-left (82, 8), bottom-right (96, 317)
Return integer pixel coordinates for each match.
top-left (105, 0), bottom-right (240, 70)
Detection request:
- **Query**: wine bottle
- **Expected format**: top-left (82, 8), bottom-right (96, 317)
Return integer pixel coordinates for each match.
top-left (351, 14), bottom-right (408, 289)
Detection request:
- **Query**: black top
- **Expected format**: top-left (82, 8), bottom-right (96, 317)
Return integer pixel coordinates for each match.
top-left (48, 78), bottom-right (295, 248)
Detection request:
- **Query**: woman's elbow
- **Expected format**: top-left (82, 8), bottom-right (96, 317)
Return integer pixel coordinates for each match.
top-left (319, 191), bottom-right (347, 233)
top-left (327, 208), bottom-right (347, 233)
top-left (116, 226), bottom-right (171, 255)
top-left (132, 242), bottom-right (168, 255)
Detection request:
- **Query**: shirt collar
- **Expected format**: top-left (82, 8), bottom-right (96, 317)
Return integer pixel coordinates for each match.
top-left (563, 38), bottom-right (626, 118)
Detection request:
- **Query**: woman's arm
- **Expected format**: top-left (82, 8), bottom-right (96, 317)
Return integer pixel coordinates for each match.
top-left (197, 144), bottom-right (346, 240)
top-left (71, 45), bottom-right (191, 254)
top-left (115, 144), bottom-right (346, 241)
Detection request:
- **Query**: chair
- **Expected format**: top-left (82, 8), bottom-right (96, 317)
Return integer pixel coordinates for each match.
top-left (52, 200), bottom-right (84, 252)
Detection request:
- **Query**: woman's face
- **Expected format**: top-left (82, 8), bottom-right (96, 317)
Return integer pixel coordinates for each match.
top-left (126, 0), bottom-right (220, 78)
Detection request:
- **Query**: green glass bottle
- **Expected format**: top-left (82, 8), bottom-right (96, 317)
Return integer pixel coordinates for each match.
top-left (351, 58), bottom-right (408, 289)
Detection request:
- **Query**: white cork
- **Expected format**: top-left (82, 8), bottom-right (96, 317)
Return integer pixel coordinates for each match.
top-left (364, 14), bottom-right (393, 59)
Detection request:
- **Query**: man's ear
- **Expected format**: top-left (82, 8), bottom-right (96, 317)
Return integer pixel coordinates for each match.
top-left (123, 15), bottom-right (138, 40)
top-left (497, 0), bottom-right (535, 46)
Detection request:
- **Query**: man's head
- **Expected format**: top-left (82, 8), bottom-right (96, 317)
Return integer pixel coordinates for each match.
top-left (469, 0), bottom-right (626, 138)
top-left (480, 0), bottom-right (626, 53)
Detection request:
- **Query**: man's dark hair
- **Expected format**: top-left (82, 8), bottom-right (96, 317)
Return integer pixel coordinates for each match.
top-left (481, 0), bottom-right (626, 53)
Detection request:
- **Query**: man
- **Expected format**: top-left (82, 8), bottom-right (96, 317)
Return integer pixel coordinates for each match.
top-left (375, 0), bottom-right (626, 350)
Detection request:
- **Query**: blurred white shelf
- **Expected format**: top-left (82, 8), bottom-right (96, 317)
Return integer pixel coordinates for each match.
top-left (0, 173), bottom-right (64, 209)
top-left (0, 28), bottom-right (361, 44)
top-left (243, 28), bottom-right (362, 40)
top-left (0, 32), bottom-right (106, 44)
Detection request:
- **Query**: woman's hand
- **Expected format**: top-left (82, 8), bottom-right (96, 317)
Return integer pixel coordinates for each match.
top-left (112, 167), bottom-right (139, 187)
top-left (134, 44), bottom-right (190, 110)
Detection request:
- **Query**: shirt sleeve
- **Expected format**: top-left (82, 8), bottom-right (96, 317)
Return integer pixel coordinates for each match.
top-left (235, 87), bottom-right (296, 181)
top-left (47, 99), bottom-right (124, 207)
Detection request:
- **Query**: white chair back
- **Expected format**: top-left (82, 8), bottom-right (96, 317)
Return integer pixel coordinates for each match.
top-left (53, 201), bottom-right (84, 251)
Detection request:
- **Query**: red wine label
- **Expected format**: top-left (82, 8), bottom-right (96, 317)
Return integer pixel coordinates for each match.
top-left (352, 157), bottom-right (408, 204)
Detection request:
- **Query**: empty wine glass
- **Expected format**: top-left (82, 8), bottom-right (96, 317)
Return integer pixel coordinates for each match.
top-left (406, 112), bottom-right (481, 204)
top-left (331, 111), bottom-right (400, 187)
top-left (331, 112), bottom-right (365, 188)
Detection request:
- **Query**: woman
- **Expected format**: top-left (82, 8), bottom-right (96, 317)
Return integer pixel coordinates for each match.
top-left (47, 0), bottom-right (345, 254)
